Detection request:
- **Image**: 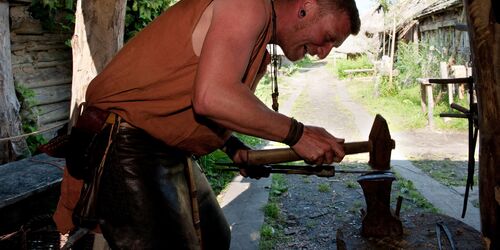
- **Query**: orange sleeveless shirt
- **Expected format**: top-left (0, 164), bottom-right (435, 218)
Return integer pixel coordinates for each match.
top-left (86, 0), bottom-right (272, 156)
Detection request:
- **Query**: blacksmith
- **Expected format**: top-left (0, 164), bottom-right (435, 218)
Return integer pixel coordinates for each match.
top-left (53, 0), bottom-right (360, 248)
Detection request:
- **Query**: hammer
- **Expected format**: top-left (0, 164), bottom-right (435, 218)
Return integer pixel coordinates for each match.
top-left (244, 114), bottom-right (395, 170)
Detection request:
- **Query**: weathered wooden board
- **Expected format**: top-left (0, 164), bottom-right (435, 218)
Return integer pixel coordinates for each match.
top-left (0, 153), bottom-right (64, 209)
top-left (9, 5), bottom-right (44, 35)
top-left (11, 50), bottom-right (71, 65)
top-left (10, 33), bottom-right (68, 43)
top-left (33, 84), bottom-right (71, 106)
top-left (37, 102), bottom-right (70, 125)
top-left (14, 66), bottom-right (71, 89)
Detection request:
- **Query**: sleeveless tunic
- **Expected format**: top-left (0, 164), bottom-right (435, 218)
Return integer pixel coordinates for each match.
top-left (86, 0), bottom-right (273, 156)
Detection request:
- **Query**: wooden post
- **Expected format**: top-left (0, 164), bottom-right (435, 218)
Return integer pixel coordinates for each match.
top-left (424, 81), bottom-right (434, 128)
top-left (439, 61), bottom-right (453, 106)
top-left (70, 0), bottom-right (127, 126)
top-left (0, 0), bottom-right (29, 163)
top-left (388, 16), bottom-right (396, 87)
top-left (463, 0), bottom-right (500, 247)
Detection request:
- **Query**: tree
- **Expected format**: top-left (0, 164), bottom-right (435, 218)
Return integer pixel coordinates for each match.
top-left (70, 0), bottom-right (127, 123)
top-left (0, 0), bottom-right (30, 163)
top-left (463, 0), bottom-right (500, 247)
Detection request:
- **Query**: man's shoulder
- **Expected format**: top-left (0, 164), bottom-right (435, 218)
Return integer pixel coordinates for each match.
top-left (214, 0), bottom-right (269, 21)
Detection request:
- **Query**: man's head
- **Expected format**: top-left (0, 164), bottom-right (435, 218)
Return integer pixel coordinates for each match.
top-left (276, 0), bottom-right (360, 61)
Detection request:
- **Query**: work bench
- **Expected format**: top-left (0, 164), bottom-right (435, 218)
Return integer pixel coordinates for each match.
top-left (0, 154), bottom-right (64, 235)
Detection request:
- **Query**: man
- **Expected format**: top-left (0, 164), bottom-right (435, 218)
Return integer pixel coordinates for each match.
top-left (54, 0), bottom-right (360, 249)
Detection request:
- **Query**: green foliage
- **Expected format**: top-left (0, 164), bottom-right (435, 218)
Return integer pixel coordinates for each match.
top-left (260, 224), bottom-right (275, 238)
top-left (197, 133), bottom-right (265, 195)
top-left (197, 150), bottom-right (235, 195)
top-left (394, 41), bottom-right (445, 89)
top-left (394, 42), bottom-right (421, 88)
top-left (335, 55), bottom-right (373, 79)
top-left (125, 0), bottom-right (178, 40)
top-left (377, 75), bottom-right (399, 97)
top-left (14, 84), bottom-right (47, 155)
top-left (29, 0), bottom-right (75, 32)
top-left (29, 0), bottom-right (179, 42)
top-left (271, 174), bottom-right (288, 196)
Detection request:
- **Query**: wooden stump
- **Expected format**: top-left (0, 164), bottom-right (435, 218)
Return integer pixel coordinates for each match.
top-left (337, 212), bottom-right (484, 249)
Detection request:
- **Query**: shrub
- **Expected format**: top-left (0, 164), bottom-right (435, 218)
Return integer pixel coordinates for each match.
top-left (335, 55), bottom-right (373, 79)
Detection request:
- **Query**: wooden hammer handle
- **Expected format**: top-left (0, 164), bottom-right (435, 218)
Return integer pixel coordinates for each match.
top-left (247, 141), bottom-right (372, 165)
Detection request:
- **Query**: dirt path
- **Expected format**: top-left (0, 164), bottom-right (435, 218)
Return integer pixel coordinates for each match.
top-left (262, 57), bottom-right (481, 249)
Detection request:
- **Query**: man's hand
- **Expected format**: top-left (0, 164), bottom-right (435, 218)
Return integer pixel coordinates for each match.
top-left (232, 148), bottom-right (271, 179)
top-left (291, 125), bottom-right (345, 166)
top-left (222, 136), bottom-right (271, 179)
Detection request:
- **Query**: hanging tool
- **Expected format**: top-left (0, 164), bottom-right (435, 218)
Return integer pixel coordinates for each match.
top-left (436, 221), bottom-right (457, 250)
top-left (429, 76), bottom-right (478, 218)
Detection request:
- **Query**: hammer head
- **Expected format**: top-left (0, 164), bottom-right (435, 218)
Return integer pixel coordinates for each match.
top-left (368, 114), bottom-right (395, 170)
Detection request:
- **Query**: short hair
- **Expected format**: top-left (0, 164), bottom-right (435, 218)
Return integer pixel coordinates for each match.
top-left (317, 0), bottom-right (361, 35)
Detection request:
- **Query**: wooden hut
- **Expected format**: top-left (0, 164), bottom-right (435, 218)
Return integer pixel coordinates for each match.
top-left (414, 0), bottom-right (470, 64)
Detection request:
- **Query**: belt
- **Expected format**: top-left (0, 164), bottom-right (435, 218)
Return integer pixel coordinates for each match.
top-left (104, 112), bottom-right (135, 128)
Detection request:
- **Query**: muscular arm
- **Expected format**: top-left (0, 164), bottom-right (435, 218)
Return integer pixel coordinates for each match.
top-left (193, 0), bottom-right (290, 142)
top-left (193, 0), bottom-right (344, 165)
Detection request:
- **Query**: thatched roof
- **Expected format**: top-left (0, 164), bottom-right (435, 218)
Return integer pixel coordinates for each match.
top-left (382, 0), bottom-right (439, 37)
top-left (414, 0), bottom-right (462, 19)
top-left (335, 7), bottom-right (384, 54)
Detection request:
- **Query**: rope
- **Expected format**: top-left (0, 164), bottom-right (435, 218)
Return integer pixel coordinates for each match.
top-left (0, 121), bottom-right (68, 143)
top-left (28, 158), bottom-right (65, 171)
top-left (270, 0), bottom-right (279, 112)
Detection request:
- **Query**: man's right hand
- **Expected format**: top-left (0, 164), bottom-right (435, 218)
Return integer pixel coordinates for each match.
top-left (291, 125), bottom-right (345, 165)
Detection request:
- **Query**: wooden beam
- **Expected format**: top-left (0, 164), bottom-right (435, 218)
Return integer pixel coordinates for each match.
top-left (463, 0), bottom-right (500, 247)
top-left (0, 0), bottom-right (29, 163)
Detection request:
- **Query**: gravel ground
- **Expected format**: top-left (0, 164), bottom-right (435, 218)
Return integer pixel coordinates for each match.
top-left (259, 58), bottom-right (480, 249)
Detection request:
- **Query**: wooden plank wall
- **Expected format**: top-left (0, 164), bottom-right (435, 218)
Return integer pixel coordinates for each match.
top-left (9, 0), bottom-right (72, 139)
top-left (418, 6), bottom-right (471, 63)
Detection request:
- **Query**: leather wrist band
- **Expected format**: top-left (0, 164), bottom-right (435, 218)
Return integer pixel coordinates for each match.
top-left (282, 118), bottom-right (304, 146)
top-left (222, 135), bottom-right (250, 160)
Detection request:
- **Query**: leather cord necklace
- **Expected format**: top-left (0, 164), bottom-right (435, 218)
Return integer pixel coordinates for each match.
top-left (270, 0), bottom-right (279, 112)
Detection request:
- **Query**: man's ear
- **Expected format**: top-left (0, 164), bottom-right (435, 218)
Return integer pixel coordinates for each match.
top-left (301, 0), bottom-right (317, 18)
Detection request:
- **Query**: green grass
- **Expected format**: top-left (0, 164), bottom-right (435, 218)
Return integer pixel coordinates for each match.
top-left (263, 202), bottom-right (280, 219)
top-left (345, 80), bottom-right (467, 132)
top-left (318, 183), bottom-right (331, 193)
top-left (199, 134), bottom-right (266, 195)
top-left (334, 55), bottom-right (374, 79)
top-left (259, 174), bottom-right (290, 250)
top-left (345, 180), bottom-right (357, 189)
top-left (393, 173), bottom-right (438, 213)
top-left (409, 158), bottom-right (478, 187)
